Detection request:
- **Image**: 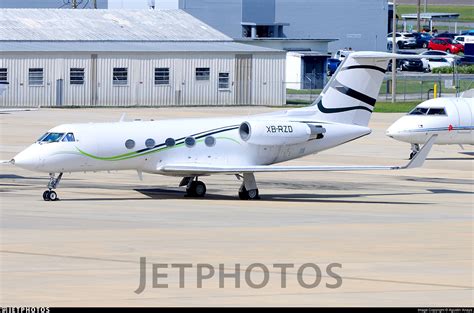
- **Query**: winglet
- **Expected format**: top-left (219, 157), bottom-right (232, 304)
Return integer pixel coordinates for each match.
top-left (404, 135), bottom-right (437, 169)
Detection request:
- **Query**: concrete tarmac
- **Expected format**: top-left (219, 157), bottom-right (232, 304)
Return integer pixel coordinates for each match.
top-left (0, 107), bottom-right (473, 306)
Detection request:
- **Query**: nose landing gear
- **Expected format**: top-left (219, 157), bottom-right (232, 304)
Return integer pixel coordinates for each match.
top-left (43, 173), bottom-right (63, 201)
top-left (410, 144), bottom-right (420, 160)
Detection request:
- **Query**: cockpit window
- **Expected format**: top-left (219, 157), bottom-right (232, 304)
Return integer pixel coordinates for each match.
top-left (427, 108), bottom-right (446, 116)
top-left (37, 133), bottom-right (49, 142)
top-left (41, 133), bottom-right (65, 142)
top-left (408, 107), bottom-right (429, 115)
top-left (62, 133), bottom-right (76, 142)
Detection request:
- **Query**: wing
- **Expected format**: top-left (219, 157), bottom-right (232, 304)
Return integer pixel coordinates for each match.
top-left (159, 135), bottom-right (436, 175)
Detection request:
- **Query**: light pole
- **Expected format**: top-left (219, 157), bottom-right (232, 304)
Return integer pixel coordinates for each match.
top-left (417, 0), bottom-right (421, 32)
top-left (392, 0), bottom-right (397, 103)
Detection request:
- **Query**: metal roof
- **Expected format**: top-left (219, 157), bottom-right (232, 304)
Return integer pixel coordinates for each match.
top-left (0, 41), bottom-right (283, 53)
top-left (0, 9), bottom-right (232, 41)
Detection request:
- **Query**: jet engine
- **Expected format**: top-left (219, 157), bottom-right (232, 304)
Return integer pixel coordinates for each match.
top-left (239, 121), bottom-right (325, 146)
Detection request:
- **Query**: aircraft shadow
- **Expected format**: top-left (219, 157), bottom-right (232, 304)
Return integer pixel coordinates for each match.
top-left (129, 188), bottom-right (428, 205)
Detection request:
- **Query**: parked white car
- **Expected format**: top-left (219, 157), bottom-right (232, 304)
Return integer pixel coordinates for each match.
top-left (420, 50), bottom-right (456, 71)
top-left (425, 58), bottom-right (452, 71)
top-left (454, 35), bottom-right (474, 46)
top-left (387, 32), bottom-right (417, 49)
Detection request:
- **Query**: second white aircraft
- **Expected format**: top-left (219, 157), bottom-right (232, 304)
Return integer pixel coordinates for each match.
top-left (9, 52), bottom-right (436, 201)
top-left (386, 95), bottom-right (473, 159)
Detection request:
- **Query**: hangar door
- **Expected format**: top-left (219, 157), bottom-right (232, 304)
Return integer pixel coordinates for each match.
top-left (235, 54), bottom-right (253, 105)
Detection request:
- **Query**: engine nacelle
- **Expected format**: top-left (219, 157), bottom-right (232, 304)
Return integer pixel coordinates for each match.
top-left (239, 121), bottom-right (325, 146)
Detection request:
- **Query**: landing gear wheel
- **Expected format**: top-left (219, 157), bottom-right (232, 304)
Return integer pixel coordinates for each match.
top-left (186, 181), bottom-right (206, 197)
top-left (48, 190), bottom-right (58, 201)
top-left (238, 185), bottom-right (260, 200)
top-left (409, 151), bottom-right (417, 160)
top-left (43, 190), bottom-right (50, 201)
top-left (43, 190), bottom-right (58, 201)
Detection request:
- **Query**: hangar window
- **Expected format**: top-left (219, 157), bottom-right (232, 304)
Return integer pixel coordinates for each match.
top-left (196, 68), bottom-right (210, 81)
top-left (165, 138), bottom-right (175, 147)
top-left (62, 133), bottom-right (76, 142)
top-left (184, 137), bottom-right (196, 148)
top-left (0, 68), bottom-right (7, 82)
top-left (408, 107), bottom-right (428, 115)
top-left (155, 68), bottom-right (170, 85)
top-left (427, 108), bottom-right (446, 116)
top-left (145, 138), bottom-right (156, 148)
top-left (218, 73), bottom-right (230, 89)
top-left (29, 68), bottom-right (44, 86)
top-left (125, 139), bottom-right (135, 149)
top-left (70, 68), bottom-right (85, 85)
top-left (113, 67), bottom-right (128, 86)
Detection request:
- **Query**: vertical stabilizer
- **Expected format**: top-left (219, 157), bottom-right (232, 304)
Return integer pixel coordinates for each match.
top-left (312, 52), bottom-right (390, 126)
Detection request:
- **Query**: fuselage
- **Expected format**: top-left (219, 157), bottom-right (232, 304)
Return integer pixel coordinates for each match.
top-left (386, 97), bottom-right (474, 145)
top-left (12, 110), bottom-right (371, 175)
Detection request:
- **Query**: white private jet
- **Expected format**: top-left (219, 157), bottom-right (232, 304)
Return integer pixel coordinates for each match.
top-left (386, 95), bottom-right (473, 159)
top-left (7, 52), bottom-right (437, 201)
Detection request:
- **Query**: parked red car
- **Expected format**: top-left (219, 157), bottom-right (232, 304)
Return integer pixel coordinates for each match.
top-left (427, 37), bottom-right (464, 54)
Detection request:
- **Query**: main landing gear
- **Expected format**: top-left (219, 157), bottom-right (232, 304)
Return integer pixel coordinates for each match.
top-left (182, 177), bottom-right (207, 198)
top-left (410, 143), bottom-right (420, 160)
top-left (238, 173), bottom-right (260, 200)
top-left (43, 172), bottom-right (63, 201)
top-left (180, 173), bottom-right (260, 200)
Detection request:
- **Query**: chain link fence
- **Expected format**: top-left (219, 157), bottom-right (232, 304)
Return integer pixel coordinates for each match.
top-left (285, 73), bottom-right (474, 105)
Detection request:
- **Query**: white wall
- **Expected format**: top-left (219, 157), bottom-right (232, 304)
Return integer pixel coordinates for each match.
top-left (0, 51), bottom-right (286, 107)
top-left (285, 53), bottom-right (302, 90)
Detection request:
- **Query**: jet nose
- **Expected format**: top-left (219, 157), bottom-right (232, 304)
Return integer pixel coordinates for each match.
top-left (13, 145), bottom-right (42, 171)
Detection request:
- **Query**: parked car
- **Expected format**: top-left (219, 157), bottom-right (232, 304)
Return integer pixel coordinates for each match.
top-left (428, 37), bottom-right (464, 54)
top-left (327, 58), bottom-right (342, 76)
top-left (460, 30), bottom-right (474, 36)
top-left (425, 58), bottom-right (452, 71)
top-left (434, 32), bottom-right (458, 39)
top-left (419, 50), bottom-right (456, 65)
top-left (326, 49), bottom-right (353, 76)
top-left (387, 32), bottom-right (417, 49)
top-left (413, 32), bottom-right (432, 48)
top-left (454, 35), bottom-right (474, 46)
top-left (387, 52), bottom-right (424, 72)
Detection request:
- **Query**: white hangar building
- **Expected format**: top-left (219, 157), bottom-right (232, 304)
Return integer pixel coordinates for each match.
top-left (0, 9), bottom-right (286, 107)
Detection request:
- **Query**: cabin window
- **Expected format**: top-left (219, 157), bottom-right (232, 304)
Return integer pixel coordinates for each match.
top-left (113, 67), bottom-right (128, 86)
top-left (196, 68), bottom-right (210, 81)
top-left (184, 137), bottom-right (196, 147)
top-left (205, 136), bottom-right (216, 147)
top-left (29, 68), bottom-right (44, 86)
top-left (125, 139), bottom-right (135, 149)
top-left (62, 133), bottom-right (76, 142)
top-left (155, 68), bottom-right (170, 85)
top-left (41, 133), bottom-right (65, 142)
top-left (427, 108), bottom-right (446, 116)
top-left (408, 107), bottom-right (428, 115)
top-left (145, 138), bottom-right (155, 148)
top-left (165, 138), bottom-right (175, 147)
